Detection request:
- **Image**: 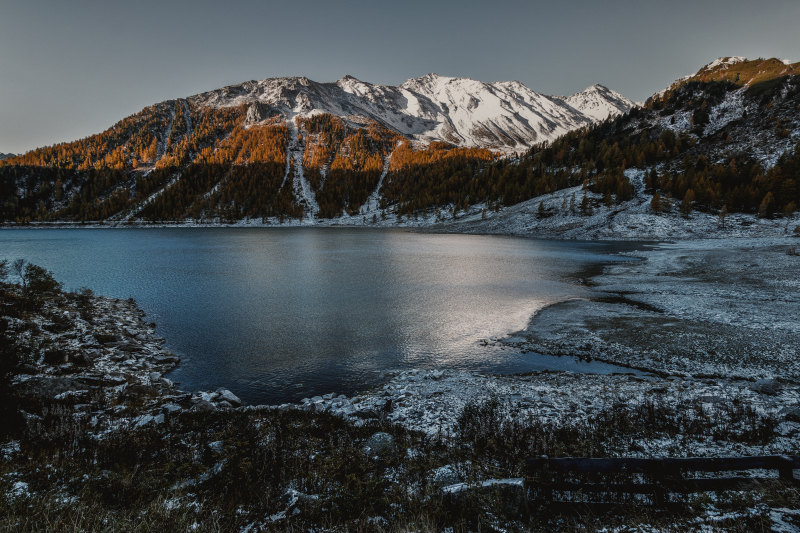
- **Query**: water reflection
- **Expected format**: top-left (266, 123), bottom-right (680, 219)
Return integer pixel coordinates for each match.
top-left (0, 228), bottom-right (641, 403)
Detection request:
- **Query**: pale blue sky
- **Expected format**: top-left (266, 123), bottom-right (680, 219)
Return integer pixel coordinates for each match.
top-left (1, 0), bottom-right (798, 153)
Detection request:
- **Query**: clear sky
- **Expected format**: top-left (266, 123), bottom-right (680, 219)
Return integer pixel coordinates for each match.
top-left (1, 0), bottom-right (799, 154)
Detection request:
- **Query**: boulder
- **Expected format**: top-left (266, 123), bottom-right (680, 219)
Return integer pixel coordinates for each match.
top-left (43, 349), bottom-right (69, 365)
top-left (95, 333), bottom-right (121, 345)
top-left (782, 406), bottom-right (800, 422)
top-left (428, 464), bottom-right (461, 487)
top-left (134, 414), bottom-right (154, 428)
top-left (216, 388), bottom-right (242, 406)
top-left (117, 343), bottom-right (141, 353)
top-left (161, 403), bottom-right (182, 414)
top-left (364, 432), bottom-right (395, 457)
top-left (192, 400), bottom-right (216, 413)
top-left (751, 378), bottom-right (782, 395)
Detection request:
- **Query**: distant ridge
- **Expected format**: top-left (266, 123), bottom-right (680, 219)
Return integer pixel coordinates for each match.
top-left (189, 73), bottom-right (634, 151)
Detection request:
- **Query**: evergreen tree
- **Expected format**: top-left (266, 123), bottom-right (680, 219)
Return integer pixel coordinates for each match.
top-left (651, 192), bottom-right (662, 213)
top-left (681, 189), bottom-right (695, 217)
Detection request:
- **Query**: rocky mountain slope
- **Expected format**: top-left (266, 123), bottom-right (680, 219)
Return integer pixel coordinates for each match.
top-left (0, 72), bottom-right (632, 223)
top-left (191, 73), bottom-right (633, 151)
top-left (441, 57), bottom-right (800, 239)
top-left (0, 153), bottom-right (13, 160)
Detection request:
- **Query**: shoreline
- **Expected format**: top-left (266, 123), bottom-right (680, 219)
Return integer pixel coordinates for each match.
top-left (2, 191), bottom-right (799, 244)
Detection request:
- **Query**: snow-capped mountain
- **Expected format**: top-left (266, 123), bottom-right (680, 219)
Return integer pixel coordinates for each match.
top-left (191, 73), bottom-right (634, 151)
top-left (557, 84), bottom-right (634, 122)
top-left (653, 56), bottom-right (800, 100)
top-left (0, 153), bottom-right (14, 160)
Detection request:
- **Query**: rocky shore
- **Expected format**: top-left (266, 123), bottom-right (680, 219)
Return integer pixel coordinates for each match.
top-left (2, 255), bottom-right (800, 531)
top-left (6, 292), bottom-right (243, 435)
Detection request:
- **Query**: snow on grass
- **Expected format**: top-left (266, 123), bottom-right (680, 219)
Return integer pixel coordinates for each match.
top-left (300, 368), bottom-right (800, 459)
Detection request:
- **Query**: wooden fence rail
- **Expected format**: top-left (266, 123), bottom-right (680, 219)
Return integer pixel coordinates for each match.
top-left (525, 455), bottom-right (800, 505)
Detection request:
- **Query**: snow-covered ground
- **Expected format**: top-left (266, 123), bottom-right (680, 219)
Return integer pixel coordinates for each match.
top-left (296, 368), bottom-right (799, 458)
top-left (444, 171), bottom-right (800, 241)
top-left (504, 237), bottom-right (800, 380)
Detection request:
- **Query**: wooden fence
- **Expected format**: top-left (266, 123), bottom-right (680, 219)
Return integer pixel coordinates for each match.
top-left (525, 455), bottom-right (800, 505)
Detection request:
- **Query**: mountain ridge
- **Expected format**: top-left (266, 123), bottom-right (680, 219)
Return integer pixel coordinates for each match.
top-left (187, 72), bottom-right (633, 151)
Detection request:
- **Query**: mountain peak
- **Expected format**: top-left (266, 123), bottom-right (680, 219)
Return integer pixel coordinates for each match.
top-left (702, 56), bottom-right (748, 71)
top-left (676, 56), bottom-right (800, 89)
top-left (400, 72), bottom-right (456, 89)
top-left (562, 84), bottom-right (635, 122)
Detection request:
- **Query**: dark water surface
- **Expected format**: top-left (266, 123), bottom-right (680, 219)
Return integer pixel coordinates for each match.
top-left (0, 227), bottom-right (641, 403)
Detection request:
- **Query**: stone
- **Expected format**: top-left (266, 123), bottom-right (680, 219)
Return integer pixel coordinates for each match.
top-left (216, 388), bottom-right (242, 406)
top-left (774, 421), bottom-right (800, 436)
top-left (70, 352), bottom-right (92, 366)
top-left (43, 349), bottom-right (69, 365)
top-left (428, 464), bottom-right (461, 487)
top-left (364, 432), bottom-right (395, 457)
top-left (162, 403), bottom-right (182, 414)
top-left (135, 414), bottom-right (154, 427)
top-left (149, 372), bottom-right (161, 382)
top-left (208, 441), bottom-right (224, 453)
top-left (192, 400), bottom-right (216, 413)
top-left (781, 406), bottom-right (800, 422)
top-left (95, 333), bottom-right (121, 345)
top-left (117, 343), bottom-right (141, 353)
top-left (751, 378), bottom-right (782, 396)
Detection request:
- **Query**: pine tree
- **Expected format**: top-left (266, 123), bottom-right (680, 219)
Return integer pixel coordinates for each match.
top-left (681, 189), bottom-right (695, 217)
top-left (580, 193), bottom-right (592, 215)
top-left (651, 192), bottom-right (662, 213)
top-left (758, 192), bottom-right (774, 218)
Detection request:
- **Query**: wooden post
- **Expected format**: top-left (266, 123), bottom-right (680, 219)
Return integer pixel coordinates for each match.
top-left (777, 455), bottom-right (798, 485)
top-left (541, 455), bottom-right (553, 504)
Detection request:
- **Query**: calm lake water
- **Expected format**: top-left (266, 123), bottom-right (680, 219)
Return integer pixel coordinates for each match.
top-left (0, 227), bottom-right (641, 404)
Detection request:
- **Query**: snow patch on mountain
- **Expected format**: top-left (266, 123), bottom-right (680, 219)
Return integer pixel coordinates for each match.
top-left (188, 73), bottom-right (634, 151)
top-left (703, 56), bottom-right (748, 71)
top-left (558, 84), bottom-right (634, 122)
